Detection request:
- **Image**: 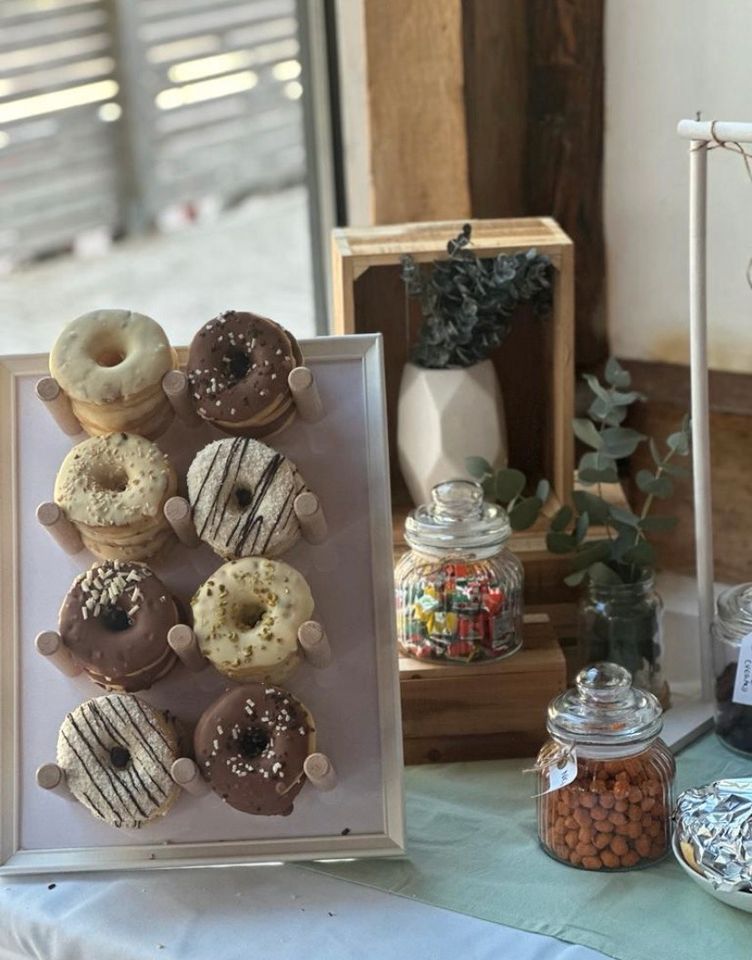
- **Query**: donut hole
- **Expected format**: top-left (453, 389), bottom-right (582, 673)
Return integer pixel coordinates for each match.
top-left (110, 745), bottom-right (131, 770)
top-left (238, 602), bottom-right (264, 630)
top-left (101, 606), bottom-right (132, 632)
top-left (234, 486), bottom-right (253, 510)
top-left (224, 347), bottom-right (251, 383)
top-left (96, 348), bottom-right (126, 368)
top-left (238, 726), bottom-right (270, 759)
top-left (91, 465), bottom-right (129, 493)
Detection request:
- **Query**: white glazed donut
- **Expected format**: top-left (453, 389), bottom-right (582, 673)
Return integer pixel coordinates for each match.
top-left (49, 309), bottom-right (177, 438)
top-left (57, 693), bottom-right (181, 829)
top-left (191, 557), bottom-right (315, 681)
top-left (54, 432), bottom-right (177, 561)
top-left (187, 437), bottom-right (308, 559)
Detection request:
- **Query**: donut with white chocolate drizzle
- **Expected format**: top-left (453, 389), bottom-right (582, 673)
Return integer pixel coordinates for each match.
top-left (194, 682), bottom-right (315, 816)
top-left (58, 560), bottom-right (180, 691)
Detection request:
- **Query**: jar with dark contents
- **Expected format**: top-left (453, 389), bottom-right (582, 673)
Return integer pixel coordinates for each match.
top-left (537, 662), bottom-right (675, 871)
top-left (394, 480), bottom-right (524, 664)
top-left (712, 584), bottom-right (752, 755)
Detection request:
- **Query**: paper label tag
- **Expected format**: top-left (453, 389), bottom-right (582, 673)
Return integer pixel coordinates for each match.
top-left (533, 742), bottom-right (578, 796)
top-left (732, 632), bottom-right (752, 705)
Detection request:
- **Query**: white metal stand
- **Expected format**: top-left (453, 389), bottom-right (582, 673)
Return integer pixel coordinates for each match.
top-left (674, 117), bottom-right (752, 746)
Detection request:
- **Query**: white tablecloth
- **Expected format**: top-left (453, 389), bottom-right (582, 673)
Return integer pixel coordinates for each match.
top-left (0, 865), bottom-right (605, 960)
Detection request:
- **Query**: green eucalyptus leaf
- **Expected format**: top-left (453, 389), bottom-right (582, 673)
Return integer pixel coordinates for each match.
top-left (639, 515), bottom-right (679, 532)
top-left (551, 505), bottom-right (573, 532)
top-left (536, 478), bottom-right (551, 503)
top-left (637, 472), bottom-right (673, 499)
top-left (547, 530), bottom-right (578, 555)
top-left (582, 373), bottom-right (610, 402)
top-left (587, 561), bottom-right (625, 585)
top-left (604, 357), bottom-right (631, 389)
top-left (609, 504), bottom-right (640, 527)
top-left (573, 539), bottom-right (612, 570)
top-left (575, 511), bottom-right (590, 544)
top-left (589, 397), bottom-right (628, 426)
top-left (601, 427), bottom-right (645, 459)
top-left (667, 430), bottom-right (690, 456)
top-left (564, 569), bottom-right (589, 587)
top-left (495, 468), bottom-right (526, 504)
top-left (572, 490), bottom-right (611, 525)
top-left (612, 527), bottom-right (637, 561)
top-left (466, 456), bottom-right (492, 479)
top-left (482, 475), bottom-right (496, 499)
top-left (622, 540), bottom-right (655, 567)
top-left (509, 496), bottom-right (543, 532)
top-left (573, 418), bottom-right (604, 450)
top-left (578, 451), bottom-right (619, 485)
top-left (610, 390), bottom-right (645, 406)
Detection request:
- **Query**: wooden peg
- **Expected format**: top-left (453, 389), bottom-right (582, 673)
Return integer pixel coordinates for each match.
top-left (35, 630), bottom-right (83, 678)
top-left (170, 758), bottom-right (211, 796)
top-left (36, 763), bottom-right (72, 798)
top-left (289, 366), bottom-right (324, 423)
top-left (162, 369), bottom-right (202, 427)
top-left (167, 624), bottom-right (208, 672)
top-left (304, 752), bottom-right (337, 792)
top-left (294, 491), bottom-right (327, 544)
top-left (36, 501), bottom-right (84, 555)
top-left (298, 620), bottom-right (332, 669)
top-left (163, 496), bottom-right (199, 548)
top-left (35, 377), bottom-right (82, 436)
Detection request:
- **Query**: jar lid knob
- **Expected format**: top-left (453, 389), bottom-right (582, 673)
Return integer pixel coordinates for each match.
top-left (575, 662), bottom-right (633, 703)
top-left (430, 480), bottom-right (484, 521)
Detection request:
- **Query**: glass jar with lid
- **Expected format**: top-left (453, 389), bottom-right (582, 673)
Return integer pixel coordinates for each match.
top-left (536, 662), bottom-right (675, 871)
top-left (712, 583), bottom-right (752, 756)
top-left (394, 479), bottom-right (524, 663)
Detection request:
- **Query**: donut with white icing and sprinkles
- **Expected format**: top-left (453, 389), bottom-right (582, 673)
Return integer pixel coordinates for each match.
top-left (186, 310), bottom-right (303, 438)
top-left (194, 682), bottom-right (315, 816)
top-left (191, 557), bottom-right (314, 681)
top-left (187, 436), bottom-right (308, 560)
top-left (56, 693), bottom-right (181, 829)
top-left (58, 560), bottom-right (181, 692)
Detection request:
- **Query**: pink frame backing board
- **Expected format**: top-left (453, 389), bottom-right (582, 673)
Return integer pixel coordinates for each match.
top-left (0, 335), bottom-right (405, 874)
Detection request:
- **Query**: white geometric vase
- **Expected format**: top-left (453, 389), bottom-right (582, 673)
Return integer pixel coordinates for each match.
top-left (397, 358), bottom-right (508, 506)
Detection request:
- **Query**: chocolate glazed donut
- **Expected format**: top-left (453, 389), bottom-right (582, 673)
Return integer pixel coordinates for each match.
top-left (194, 682), bottom-right (315, 816)
top-left (186, 310), bottom-right (303, 438)
top-left (58, 560), bottom-right (181, 691)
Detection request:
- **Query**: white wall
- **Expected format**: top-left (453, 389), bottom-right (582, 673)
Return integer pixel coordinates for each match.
top-left (605, 0), bottom-right (752, 372)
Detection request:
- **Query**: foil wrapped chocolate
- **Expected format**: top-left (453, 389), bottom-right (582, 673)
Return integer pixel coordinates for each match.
top-left (675, 779), bottom-right (752, 892)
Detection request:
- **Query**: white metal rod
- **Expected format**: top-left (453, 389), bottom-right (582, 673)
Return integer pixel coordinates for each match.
top-left (678, 119), bottom-right (752, 143)
top-left (688, 138), bottom-right (714, 701)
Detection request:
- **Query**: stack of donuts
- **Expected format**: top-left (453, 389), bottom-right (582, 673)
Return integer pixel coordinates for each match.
top-left (37, 308), bottom-right (330, 830)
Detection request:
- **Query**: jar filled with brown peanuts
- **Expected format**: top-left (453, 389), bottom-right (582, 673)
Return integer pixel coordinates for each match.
top-left (536, 662), bottom-right (675, 872)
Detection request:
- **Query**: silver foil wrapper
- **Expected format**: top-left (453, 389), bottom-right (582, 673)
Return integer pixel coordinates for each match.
top-left (675, 779), bottom-right (752, 892)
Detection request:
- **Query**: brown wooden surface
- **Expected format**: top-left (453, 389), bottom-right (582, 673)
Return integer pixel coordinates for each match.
top-left (400, 613), bottom-right (565, 764)
top-left (625, 359), bottom-right (752, 584)
top-left (331, 217), bottom-right (575, 506)
top-left (362, 0), bottom-right (470, 223)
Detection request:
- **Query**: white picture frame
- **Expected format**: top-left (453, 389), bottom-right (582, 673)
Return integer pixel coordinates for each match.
top-left (0, 335), bottom-right (405, 875)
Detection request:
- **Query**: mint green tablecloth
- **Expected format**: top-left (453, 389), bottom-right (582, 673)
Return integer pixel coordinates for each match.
top-left (305, 735), bottom-right (751, 960)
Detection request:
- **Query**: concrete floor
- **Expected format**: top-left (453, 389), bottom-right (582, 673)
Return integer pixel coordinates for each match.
top-left (0, 186), bottom-right (315, 355)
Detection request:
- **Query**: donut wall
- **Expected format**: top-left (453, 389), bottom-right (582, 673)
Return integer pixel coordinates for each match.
top-left (0, 325), bottom-right (404, 874)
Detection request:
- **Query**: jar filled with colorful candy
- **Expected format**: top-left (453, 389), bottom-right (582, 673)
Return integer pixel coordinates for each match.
top-left (395, 480), bottom-right (524, 663)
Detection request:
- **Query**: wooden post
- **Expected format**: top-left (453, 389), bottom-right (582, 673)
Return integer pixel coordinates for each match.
top-left (35, 630), bottom-right (83, 678)
top-left (288, 366), bottom-right (324, 423)
top-left (304, 752), bottom-right (337, 791)
top-left (167, 624), bottom-right (208, 672)
top-left (171, 758), bottom-right (211, 796)
top-left (294, 492), bottom-right (327, 544)
top-left (163, 496), bottom-right (199, 548)
top-left (35, 378), bottom-right (82, 436)
top-left (298, 620), bottom-right (332, 668)
top-left (36, 502), bottom-right (84, 554)
top-left (162, 370), bottom-right (201, 428)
